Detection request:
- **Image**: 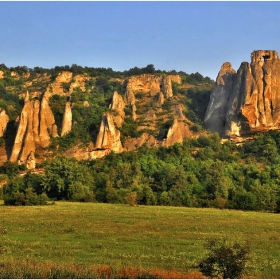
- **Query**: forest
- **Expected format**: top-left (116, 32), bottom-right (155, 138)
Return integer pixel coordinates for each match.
top-left (1, 130), bottom-right (280, 212)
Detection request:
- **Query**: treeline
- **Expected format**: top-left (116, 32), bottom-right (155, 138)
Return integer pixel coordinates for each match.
top-left (2, 131), bottom-right (280, 212)
top-left (0, 63), bottom-right (214, 85)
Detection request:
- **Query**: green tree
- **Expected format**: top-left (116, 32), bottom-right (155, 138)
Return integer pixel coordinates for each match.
top-left (42, 157), bottom-right (95, 201)
top-left (198, 238), bottom-right (250, 279)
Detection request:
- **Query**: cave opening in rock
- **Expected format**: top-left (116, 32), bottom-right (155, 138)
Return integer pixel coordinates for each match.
top-left (262, 55), bottom-right (271, 61)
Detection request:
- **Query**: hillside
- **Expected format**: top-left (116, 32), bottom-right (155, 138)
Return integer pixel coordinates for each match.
top-left (0, 64), bottom-right (213, 168)
top-left (3, 52), bottom-right (280, 212)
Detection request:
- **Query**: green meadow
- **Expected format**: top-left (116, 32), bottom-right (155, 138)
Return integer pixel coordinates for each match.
top-left (1, 201), bottom-right (280, 278)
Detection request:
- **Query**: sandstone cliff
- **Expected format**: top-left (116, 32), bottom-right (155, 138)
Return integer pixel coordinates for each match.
top-left (61, 102), bottom-right (72, 136)
top-left (10, 92), bottom-right (58, 166)
top-left (45, 71), bottom-right (73, 98)
top-left (0, 109), bottom-right (9, 137)
top-left (1, 69), bottom-right (206, 166)
top-left (69, 74), bottom-right (89, 94)
top-left (204, 62), bottom-right (236, 135)
top-left (95, 112), bottom-right (123, 153)
top-left (125, 74), bottom-right (180, 101)
top-left (109, 91), bottom-right (125, 127)
top-left (205, 50), bottom-right (280, 137)
top-left (164, 116), bottom-right (193, 147)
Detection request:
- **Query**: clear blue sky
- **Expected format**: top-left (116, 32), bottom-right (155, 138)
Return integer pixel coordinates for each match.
top-left (1, 1), bottom-right (280, 79)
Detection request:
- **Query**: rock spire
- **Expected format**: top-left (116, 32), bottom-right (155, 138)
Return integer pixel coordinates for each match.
top-left (205, 50), bottom-right (280, 137)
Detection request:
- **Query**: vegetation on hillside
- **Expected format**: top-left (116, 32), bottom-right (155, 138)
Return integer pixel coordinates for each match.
top-left (2, 130), bottom-right (280, 212)
top-left (0, 63), bottom-right (213, 151)
top-left (0, 63), bottom-right (279, 213)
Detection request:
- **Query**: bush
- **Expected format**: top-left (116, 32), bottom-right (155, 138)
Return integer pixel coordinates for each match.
top-left (4, 189), bottom-right (49, 206)
top-left (233, 192), bottom-right (257, 211)
top-left (126, 192), bottom-right (138, 206)
top-left (198, 238), bottom-right (250, 279)
top-left (190, 123), bottom-right (203, 132)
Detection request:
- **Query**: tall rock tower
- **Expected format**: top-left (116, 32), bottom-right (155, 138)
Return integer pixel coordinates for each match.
top-left (205, 50), bottom-right (280, 137)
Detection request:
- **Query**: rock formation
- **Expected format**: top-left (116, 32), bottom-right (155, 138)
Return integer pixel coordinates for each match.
top-left (45, 71), bottom-right (73, 98)
top-left (156, 92), bottom-right (165, 106)
top-left (10, 92), bottom-right (58, 166)
top-left (204, 62), bottom-right (236, 135)
top-left (124, 133), bottom-right (157, 151)
top-left (173, 104), bottom-right (187, 120)
top-left (205, 50), bottom-right (280, 137)
top-left (0, 109), bottom-right (9, 137)
top-left (164, 117), bottom-right (193, 147)
top-left (125, 74), bottom-right (180, 100)
top-left (109, 91), bottom-right (125, 127)
top-left (124, 74), bottom-right (181, 121)
top-left (69, 74), bottom-right (89, 94)
top-left (161, 75), bottom-right (173, 98)
top-left (0, 68), bottom-right (202, 166)
top-left (95, 112), bottom-right (123, 153)
top-left (61, 102), bottom-right (72, 136)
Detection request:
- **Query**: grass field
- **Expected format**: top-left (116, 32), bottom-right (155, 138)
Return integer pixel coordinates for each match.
top-left (0, 201), bottom-right (280, 278)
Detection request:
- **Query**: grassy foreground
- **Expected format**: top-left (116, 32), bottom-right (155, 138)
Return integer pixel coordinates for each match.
top-left (0, 201), bottom-right (280, 278)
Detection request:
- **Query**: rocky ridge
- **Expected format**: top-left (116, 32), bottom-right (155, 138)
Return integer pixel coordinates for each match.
top-left (0, 70), bottom-right (206, 168)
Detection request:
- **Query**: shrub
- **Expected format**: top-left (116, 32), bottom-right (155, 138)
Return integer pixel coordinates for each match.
top-left (233, 192), bottom-right (257, 211)
top-left (198, 238), bottom-right (250, 279)
top-left (212, 197), bottom-right (227, 209)
top-left (190, 123), bottom-right (203, 132)
top-left (4, 189), bottom-right (49, 206)
top-left (126, 192), bottom-right (138, 206)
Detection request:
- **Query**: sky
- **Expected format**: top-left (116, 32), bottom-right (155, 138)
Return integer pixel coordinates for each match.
top-left (1, 1), bottom-right (280, 80)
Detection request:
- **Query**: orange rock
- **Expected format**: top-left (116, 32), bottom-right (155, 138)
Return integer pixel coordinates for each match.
top-left (205, 50), bottom-right (280, 137)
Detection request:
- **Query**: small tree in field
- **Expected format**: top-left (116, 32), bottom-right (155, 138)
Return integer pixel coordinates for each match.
top-left (198, 238), bottom-right (250, 279)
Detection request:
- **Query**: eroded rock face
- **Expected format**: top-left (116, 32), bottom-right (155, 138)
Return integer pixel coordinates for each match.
top-left (0, 109), bottom-right (9, 137)
top-left (10, 93), bottom-right (58, 167)
top-left (156, 92), bottom-right (165, 106)
top-left (204, 62), bottom-right (236, 135)
top-left (45, 71), bottom-right (73, 98)
top-left (61, 102), bottom-right (72, 136)
top-left (164, 117), bottom-right (193, 146)
top-left (95, 112), bottom-right (123, 153)
top-left (124, 133), bottom-right (157, 151)
top-left (205, 50), bottom-right (280, 137)
top-left (69, 74), bottom-right (89, 94)
top-left (125, 74), bottom-right (180, 100)
top-left (109, 91), bottom-right (125, 127)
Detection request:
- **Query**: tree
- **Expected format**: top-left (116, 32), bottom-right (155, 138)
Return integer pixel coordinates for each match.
top-left (42, 157), bottom-right (95, 201)
top-left (3, 176), bottom-right (48, 206)
top-left (198, 238), bottom-right (250, 279)
top-left (0, 161), bottom-right (20, 179)
top-left (144, 64), bottom-right (155, 74)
